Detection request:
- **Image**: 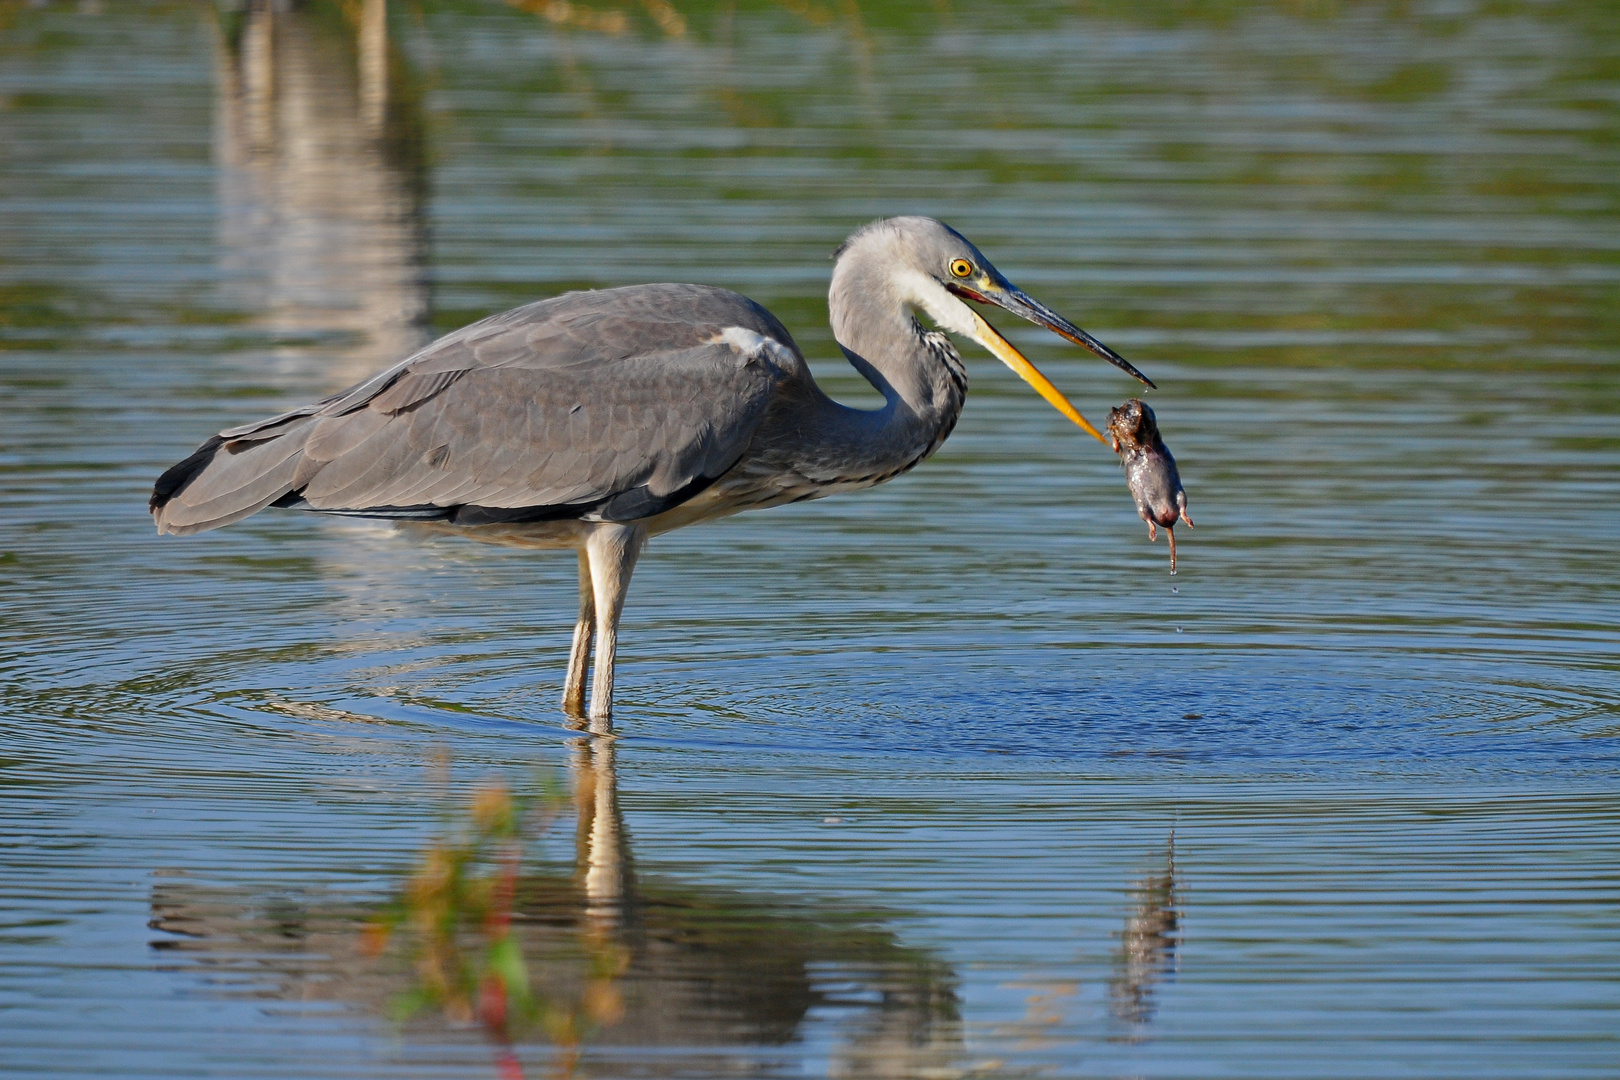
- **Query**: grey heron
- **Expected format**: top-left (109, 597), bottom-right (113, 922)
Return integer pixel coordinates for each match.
top-left (152, 217), bottom-right (1154, 721)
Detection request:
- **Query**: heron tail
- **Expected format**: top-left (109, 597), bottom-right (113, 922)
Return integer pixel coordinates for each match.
top-left (150, 418), bottom-right (315, 535)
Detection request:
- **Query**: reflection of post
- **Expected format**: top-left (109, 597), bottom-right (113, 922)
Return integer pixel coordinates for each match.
top-left (237, 0), bottom-right (275, 150)
top-left (572, 735), bottom-right (631, 931)
top-left (1110, 833), bottom-right (1180, 1029)
top-left (212, 0), bottom-right (428, 387)
top-left (358, 0), bottom-right (388, 135)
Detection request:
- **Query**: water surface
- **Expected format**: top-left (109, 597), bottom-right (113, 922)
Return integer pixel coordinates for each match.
top-left (1, 1), bottom-right (1617, 1077)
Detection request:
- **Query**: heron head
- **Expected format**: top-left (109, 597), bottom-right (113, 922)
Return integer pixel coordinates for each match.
top-left (836, 216), bottom-right (1154, 445)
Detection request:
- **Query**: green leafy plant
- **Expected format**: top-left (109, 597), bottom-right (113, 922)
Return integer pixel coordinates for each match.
top-left (365, 771), bottom-right (565, 1077)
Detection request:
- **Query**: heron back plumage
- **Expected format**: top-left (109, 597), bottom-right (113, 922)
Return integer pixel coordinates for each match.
top-left (150, 284), bottom-right (803, 535)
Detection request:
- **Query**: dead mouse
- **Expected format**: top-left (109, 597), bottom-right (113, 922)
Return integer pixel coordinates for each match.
top-left (1106, 398), bottom-right (1193, 573)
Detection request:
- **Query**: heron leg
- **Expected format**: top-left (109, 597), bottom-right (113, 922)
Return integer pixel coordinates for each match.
top-left (562, 549), bottom-right (595, 718)
top-left (585, 522), bottom-right (646, 726)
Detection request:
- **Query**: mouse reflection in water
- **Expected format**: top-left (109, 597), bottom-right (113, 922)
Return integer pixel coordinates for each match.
top-left (1106, 399), bottom-right (1193, 573)
top-left (1110, 833), bottom-right (1180, 1031)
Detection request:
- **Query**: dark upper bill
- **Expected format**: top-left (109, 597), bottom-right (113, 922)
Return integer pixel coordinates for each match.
top-left (947, 279), bottom-right (1155, 389)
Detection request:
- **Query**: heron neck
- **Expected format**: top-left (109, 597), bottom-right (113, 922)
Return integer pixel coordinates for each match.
top-left (830, 261), bottom-right (965, 414)
top-left (839, 325), bottom-right (964, 425)
top-left (793, 289), bottom-right (967, 486)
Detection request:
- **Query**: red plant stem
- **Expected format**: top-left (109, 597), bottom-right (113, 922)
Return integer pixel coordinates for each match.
top-left (495, 1047), bottom-right (524, 1080)
top-left (480, 973), bottom-right (509, 1038)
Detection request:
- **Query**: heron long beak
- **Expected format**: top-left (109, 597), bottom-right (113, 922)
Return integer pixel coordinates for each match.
top-left (951, 279), bottom-right (1156, 390)
top-left (961, 307), bottom-right (1111, 445)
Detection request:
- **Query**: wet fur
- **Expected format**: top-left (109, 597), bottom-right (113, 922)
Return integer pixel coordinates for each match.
top-left (1107, 399), bottom-right (1192, 570)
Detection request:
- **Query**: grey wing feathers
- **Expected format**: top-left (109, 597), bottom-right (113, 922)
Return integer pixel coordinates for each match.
top-left (151, 284), bottom-right (800, 535)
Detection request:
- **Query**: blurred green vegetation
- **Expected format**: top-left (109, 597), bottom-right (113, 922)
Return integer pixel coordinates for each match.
top-left (1, 0), bottom-right (1615, 390)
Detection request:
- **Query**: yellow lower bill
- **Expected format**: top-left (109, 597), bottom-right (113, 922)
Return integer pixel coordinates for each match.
top-left (967, 311), bottom-right (1108, 445)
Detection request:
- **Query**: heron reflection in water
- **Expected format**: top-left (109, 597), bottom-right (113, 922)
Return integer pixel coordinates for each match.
top-left (153, 216), bottom-right (1155, 719)
top-left (148, 738), bottom-right (962, 1075)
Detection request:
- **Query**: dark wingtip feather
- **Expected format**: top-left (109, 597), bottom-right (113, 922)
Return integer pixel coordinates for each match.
top-left (150, 435), bottom-right (226, 515)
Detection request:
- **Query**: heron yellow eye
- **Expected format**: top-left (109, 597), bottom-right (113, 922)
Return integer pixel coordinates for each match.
top-left (949, 259), bottom-right (973, 279)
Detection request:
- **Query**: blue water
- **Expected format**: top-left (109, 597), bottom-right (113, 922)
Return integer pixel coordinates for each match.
top-left (1, 1), bottom-right (1616, 1077)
